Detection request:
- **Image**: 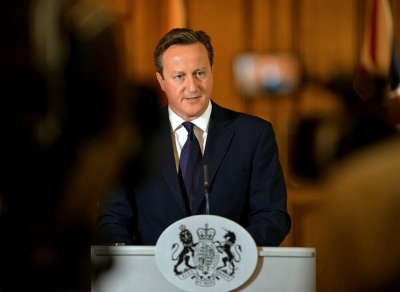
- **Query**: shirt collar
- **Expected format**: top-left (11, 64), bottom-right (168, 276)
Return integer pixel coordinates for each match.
top-left (169, 100), bottom-right (212, 132)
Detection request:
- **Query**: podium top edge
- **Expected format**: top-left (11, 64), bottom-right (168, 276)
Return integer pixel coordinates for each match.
top-left (91, 246), bottom-right (316, 257)
top-left (258, 247), bottom-right (316, 257)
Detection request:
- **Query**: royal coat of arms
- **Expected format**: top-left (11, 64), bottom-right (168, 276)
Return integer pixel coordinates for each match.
top-left (155, 215), bottom-right (258, 292)
top-left (171, 223), bottom-right (242, 287)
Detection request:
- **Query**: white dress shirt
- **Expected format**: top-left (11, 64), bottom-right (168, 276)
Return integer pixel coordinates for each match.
top-left (169, 100), bottom-right (212, 172)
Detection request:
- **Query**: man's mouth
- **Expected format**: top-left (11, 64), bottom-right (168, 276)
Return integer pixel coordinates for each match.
top-left (185, 96), bottom-right (200, 100)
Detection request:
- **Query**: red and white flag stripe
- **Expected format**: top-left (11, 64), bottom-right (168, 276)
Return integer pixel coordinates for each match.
top-left (360, 0), bottom-right (393, 77)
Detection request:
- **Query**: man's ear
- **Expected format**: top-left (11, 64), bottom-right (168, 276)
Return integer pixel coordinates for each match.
top-left (156, 72), bottom-right (165, 91)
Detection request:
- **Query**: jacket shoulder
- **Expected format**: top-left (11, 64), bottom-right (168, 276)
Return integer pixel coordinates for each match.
top-left (211, 101), bottom-right (271, 127)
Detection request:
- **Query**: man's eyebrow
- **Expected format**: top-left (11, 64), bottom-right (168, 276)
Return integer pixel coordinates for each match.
top-left (171, 70), bottom-right (185, 74)
top-left (170, 67), bottom-right (208, 75)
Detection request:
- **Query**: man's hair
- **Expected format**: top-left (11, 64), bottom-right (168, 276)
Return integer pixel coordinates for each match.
top-left (153, 28), bottom-right (214, 78)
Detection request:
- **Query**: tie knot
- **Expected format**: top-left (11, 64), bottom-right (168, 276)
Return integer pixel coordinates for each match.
top-left (182, 121), bottom-right (195, 133)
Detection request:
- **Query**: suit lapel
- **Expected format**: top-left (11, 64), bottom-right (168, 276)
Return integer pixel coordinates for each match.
top-left (192, 102), bottom-right (234, 214)
top-left (158, 108), bottom-right (189, 215)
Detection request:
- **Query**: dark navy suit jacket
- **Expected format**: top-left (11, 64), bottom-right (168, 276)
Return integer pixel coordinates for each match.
top-left (97, 101), bottom-right (291, 246)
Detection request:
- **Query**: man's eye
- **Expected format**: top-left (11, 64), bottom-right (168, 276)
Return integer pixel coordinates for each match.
top-left (175, 74), bottom-right (183, 79)
top-left (196, 71), bottom-right (205, 78)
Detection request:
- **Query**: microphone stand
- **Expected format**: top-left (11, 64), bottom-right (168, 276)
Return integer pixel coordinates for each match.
top-left (203, 165), bottom-right (210, 215)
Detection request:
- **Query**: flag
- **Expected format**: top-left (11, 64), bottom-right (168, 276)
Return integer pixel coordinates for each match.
top-left (353, 0), bottom-right (396, 101)
top-left (165, 0), bottom-right (187, 32)
top-left (360, 0), bottom-right (393, 77)
top-left (353, 0), bottom-right (400, 127)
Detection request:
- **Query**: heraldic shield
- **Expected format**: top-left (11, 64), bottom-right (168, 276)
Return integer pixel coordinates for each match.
top-left (155, 215), bottom-right (258, 292)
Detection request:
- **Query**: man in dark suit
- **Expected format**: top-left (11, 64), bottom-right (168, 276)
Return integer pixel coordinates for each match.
top-left (97, 28), bottom-right (290, 247)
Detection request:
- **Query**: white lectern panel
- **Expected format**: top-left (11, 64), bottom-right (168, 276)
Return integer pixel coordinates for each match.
top-left (91, 246), bottom-right (315, 292)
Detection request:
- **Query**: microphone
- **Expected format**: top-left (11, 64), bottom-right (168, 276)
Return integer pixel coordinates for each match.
top-left (203, 165), bottom-right (210, 215)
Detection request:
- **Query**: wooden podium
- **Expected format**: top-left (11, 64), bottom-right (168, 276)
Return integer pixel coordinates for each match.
top-left (91, 246), bottom-right (316, 292)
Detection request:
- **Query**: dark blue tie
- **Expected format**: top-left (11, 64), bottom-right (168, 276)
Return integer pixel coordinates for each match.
top-left (180, 122), bottom-right (202, 213)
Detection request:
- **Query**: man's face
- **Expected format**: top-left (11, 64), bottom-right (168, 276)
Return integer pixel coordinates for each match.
top-left (156, 42), bottom-right (213, 121)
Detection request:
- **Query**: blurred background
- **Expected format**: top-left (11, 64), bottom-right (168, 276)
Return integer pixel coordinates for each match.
top-left (1, 0), bottom-right (400, 291)
top-left (93, 0), bottom-right (400, 246)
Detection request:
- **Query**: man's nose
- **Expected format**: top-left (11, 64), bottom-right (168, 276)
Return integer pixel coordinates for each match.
top-left (186, 76), bottom-right (198, 92)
